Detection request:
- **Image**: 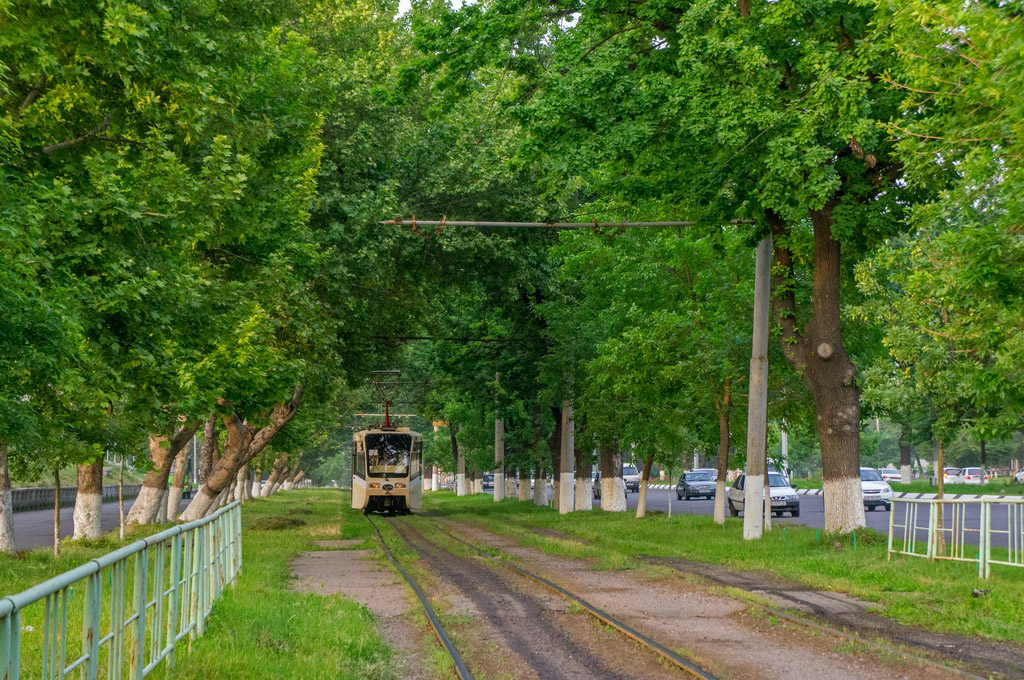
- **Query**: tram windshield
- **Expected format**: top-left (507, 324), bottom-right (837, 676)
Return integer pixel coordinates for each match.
top-left (365, 433), bottom-right (411, 477)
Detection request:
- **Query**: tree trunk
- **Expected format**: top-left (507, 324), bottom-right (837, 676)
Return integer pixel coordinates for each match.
top-left (635, 455), bottom-right (655, 518)
top-left (599, 440), bottom-right (626, 512)
top-left (494, 394), bottom-right (505, 502)
top-left (73, 459), bottom-right (104, 539)
top-left (0, 445), bottom-right (14, 554)
top-left (456, 452), bottom-right (466, 496)
top-left (714, 379), bottom-right (731, 525)
top-left (199, 413), bottom-right (216, 485)
top-left (517, 468), bottom-right (529, 501)
top-left (180, 386), bottom-right (303, 521)
top-left (250, 467), bottom-right (262, 498)
top-left (291, 471), bottom-right (306, 488)
top-left (431, 466), bottom-right (439, 493)
top-left (771, 207), bottom-right (865, 533)
top-left (118, 459), bottom-right (125, 540)
top-left (53, 468), bottom-right (61, 556)
top-left (559, 402), bottom-right (575, 514)
top-left (126, 423), bottom-right (199, 526)
top-left (166, 442), bottom-right (190, 521)
top-left (980, 439), bottom-right (987, 471)
top-left (899, 424), bottom-right (913, 485)
top-left (548, 406), bottom-right (562, 511)
top-left (574, 435), bottom-right (591, 511)
top-left (533, 458), bottom-right (546, 506)
top-left (263, 454), bottom-right (288, 497)
top-left (935, 439), bottom-right (946, 556)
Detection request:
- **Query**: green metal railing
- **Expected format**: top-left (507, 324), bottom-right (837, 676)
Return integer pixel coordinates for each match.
top-left (1, 501), bottom-right (241, 679)
top-left (888, 497), bottom-right (1024, 579)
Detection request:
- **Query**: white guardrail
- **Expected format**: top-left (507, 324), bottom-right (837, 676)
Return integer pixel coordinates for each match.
top-left (888, 497), bottom-right (1024, 579)
top-left (1, 501), bottom-right (241, 679)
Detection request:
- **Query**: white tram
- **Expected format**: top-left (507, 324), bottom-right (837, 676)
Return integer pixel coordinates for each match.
top-left (351, 426), bottom-right (423, 515)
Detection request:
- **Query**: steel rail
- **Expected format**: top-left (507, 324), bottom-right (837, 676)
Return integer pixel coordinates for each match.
top-left (427, 522), bottom-right (717, 680)
top-left (365, 516), bottom-right (473, 680)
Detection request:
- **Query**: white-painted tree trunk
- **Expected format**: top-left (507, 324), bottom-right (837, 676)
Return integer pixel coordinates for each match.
top-left (636, 479), bottom-right (649, 518)
top-left (517, 472), bottom-right (529, 501)
top-left (154, 489), bottom-right (169, 523)
top-left (456, 473), bottom-right (466, 496)
top-left (431, 467), bottom-right (439, 492)
top-left (235, 466), bottom-right (248, 498)
top-left (505, 475), bottom-right (516, 499)
top-left (901, 464), bottom-right (912, 485)
top-left (600, 477), bottom-right (626, 512)
top-left (713, 479), bottom-right (727, 525)
top-left (181, 484), bottom-right (216, 520)
top-left (166, 487), bottom-right (183, 521)
top-left (0, 446), bottom-right (12, 553)
top-left (73, 461), bottom-right (104, 540)
top-left (251, 474), bottom-right (261, 498)
top-left (126, 485), bottom-right (166, 526)
top-left (72, 493), bottom-right (103, 540)
top-left (574, 478), bottom-right (592, 511)
top-left (559, 401), bottom-right (574, 514)
top-left (494, 405), bottom-right (505, 502)
top-left (423, 475), bottom-right (432, 491)
top-left (742, 474), bottom-right (764, 539)
top-left (823, 477), bottom-right (866, 533)
top-left (762, 471), bottom-right (772, 532)
top-left (533, 475), bottom-right (547, 506)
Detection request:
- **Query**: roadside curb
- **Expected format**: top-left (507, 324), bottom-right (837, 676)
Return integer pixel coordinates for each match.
top-left (795, 488), bottom-right (1024, 501)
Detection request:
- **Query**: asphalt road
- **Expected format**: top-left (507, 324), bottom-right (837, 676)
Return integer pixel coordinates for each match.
top-left (13, 497), bottom-right (191, 551)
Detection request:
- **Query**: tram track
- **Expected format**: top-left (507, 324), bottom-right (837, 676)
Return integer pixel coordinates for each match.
top-left (366, 515), bottom-right (474, 680)
top-left (377, 513), bottom-right (718, 680)
top-left (425, 521), bottom-right (718, 680)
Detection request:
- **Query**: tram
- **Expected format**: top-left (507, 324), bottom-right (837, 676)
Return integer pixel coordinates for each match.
top-left (351, 426), bottom-right (423, 515)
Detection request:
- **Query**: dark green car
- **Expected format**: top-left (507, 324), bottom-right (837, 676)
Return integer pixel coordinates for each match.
top-left (676, 471), bottom-right (716, 500)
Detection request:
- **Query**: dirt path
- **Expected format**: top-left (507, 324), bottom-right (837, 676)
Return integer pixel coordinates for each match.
top-left (440, 518), bottom-right (968, 680)
top-left (642, 554), bottom-right (1024, 679)
top-left (391, 519), bottom-right (681, 680)
top-left (290, 544), bottom-right (433, 680)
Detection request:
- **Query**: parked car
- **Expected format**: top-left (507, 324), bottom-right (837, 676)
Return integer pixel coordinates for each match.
top-left (960, 467), bottom-right (989, 485)
top-left (727, 472), bottom-right (800, 517)
top-left (592, 471), bottom-right (601, 499)
top-left (677, 471), bottom-right (716, 500)
top-left (622, 464), bottom-right (640, 493)
top-left (860, 467), bottom-right (893, 511)
top-left (880, 468), bottom-right (901, 482)
top-left (482, 473), bottom-right (494, 491)
top-left (943, 467), bottom-right (962, 484)
top-left (1016, 469), bottom-right (1024, 484)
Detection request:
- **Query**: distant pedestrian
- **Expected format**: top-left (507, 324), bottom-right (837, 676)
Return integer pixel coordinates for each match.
top-left (183, 478), bottom-right (192, 499)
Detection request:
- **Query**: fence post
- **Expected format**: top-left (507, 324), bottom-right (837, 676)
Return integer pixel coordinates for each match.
top-left (83, 572), bottom-right (101, 679)
top-left (927, 502), bottom-right (936, 560)
top-left (130, 549), bottom-right (148, 680)
top-left (887, 501), bottom-right (896, 559)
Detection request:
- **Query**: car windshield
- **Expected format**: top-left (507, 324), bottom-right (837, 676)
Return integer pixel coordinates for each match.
top-left (860, 469), bottom-right (883, 482)
top-left (623, 466), bottom-right (638, 475)
top-left (685, 473), bottom-right (714, 482)
top-left (768, 473), bottom-right (789, 487)
top-left (365, 433), bottom-right (410, 477)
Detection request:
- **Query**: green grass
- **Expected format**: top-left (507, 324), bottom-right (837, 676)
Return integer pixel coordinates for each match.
top-left (422, 492), bottom-right (1024, 646)
top-left (1, 490), bottom-right (401, 680)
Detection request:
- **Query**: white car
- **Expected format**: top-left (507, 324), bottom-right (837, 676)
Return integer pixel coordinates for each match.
top-left (727, 471), bottom-right (800, 518)
top-left (622, 464), bottom-right (640, 493)
top-left (960, 467), bottom-right (989, 485)
top-left (690, 467), bottom-right (718, 480)
top-left (860, 467), bottom-right (893, 511)
top-left (880, 468), bottom-right (901, 482)
top-left (1016, 469), bottom-right (1024, 484)
top-left (943, 467), bottom-right (962, 484)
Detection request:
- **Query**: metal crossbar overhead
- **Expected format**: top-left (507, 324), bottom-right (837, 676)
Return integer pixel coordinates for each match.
top-left (380, 218), bottom-right (753, 229)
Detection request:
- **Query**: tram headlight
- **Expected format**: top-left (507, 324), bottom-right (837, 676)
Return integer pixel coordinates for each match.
top-left (369, 483), bottom-right (381, 489)
top-left (395, 483), bottom-right (406, 489)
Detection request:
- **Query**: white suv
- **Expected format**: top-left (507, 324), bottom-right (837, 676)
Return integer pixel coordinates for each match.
top-left (622, 465), bottom-right (640, 493)
top-left (960, 467), bottom-right (989, 485)
top-left (860, 467), bottom-right (893, 511)
top-left (727, 472), bottom-right (800, 517)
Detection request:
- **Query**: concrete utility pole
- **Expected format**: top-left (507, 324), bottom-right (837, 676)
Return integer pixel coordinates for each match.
top-left (559, 400), bottom-right (575, 514)
top-left (494, 373), bottom-right (505, 502)
top-left (781, 429), bottom-right (789, 476)
top-left (744, 236), bottom-right (772, 541)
